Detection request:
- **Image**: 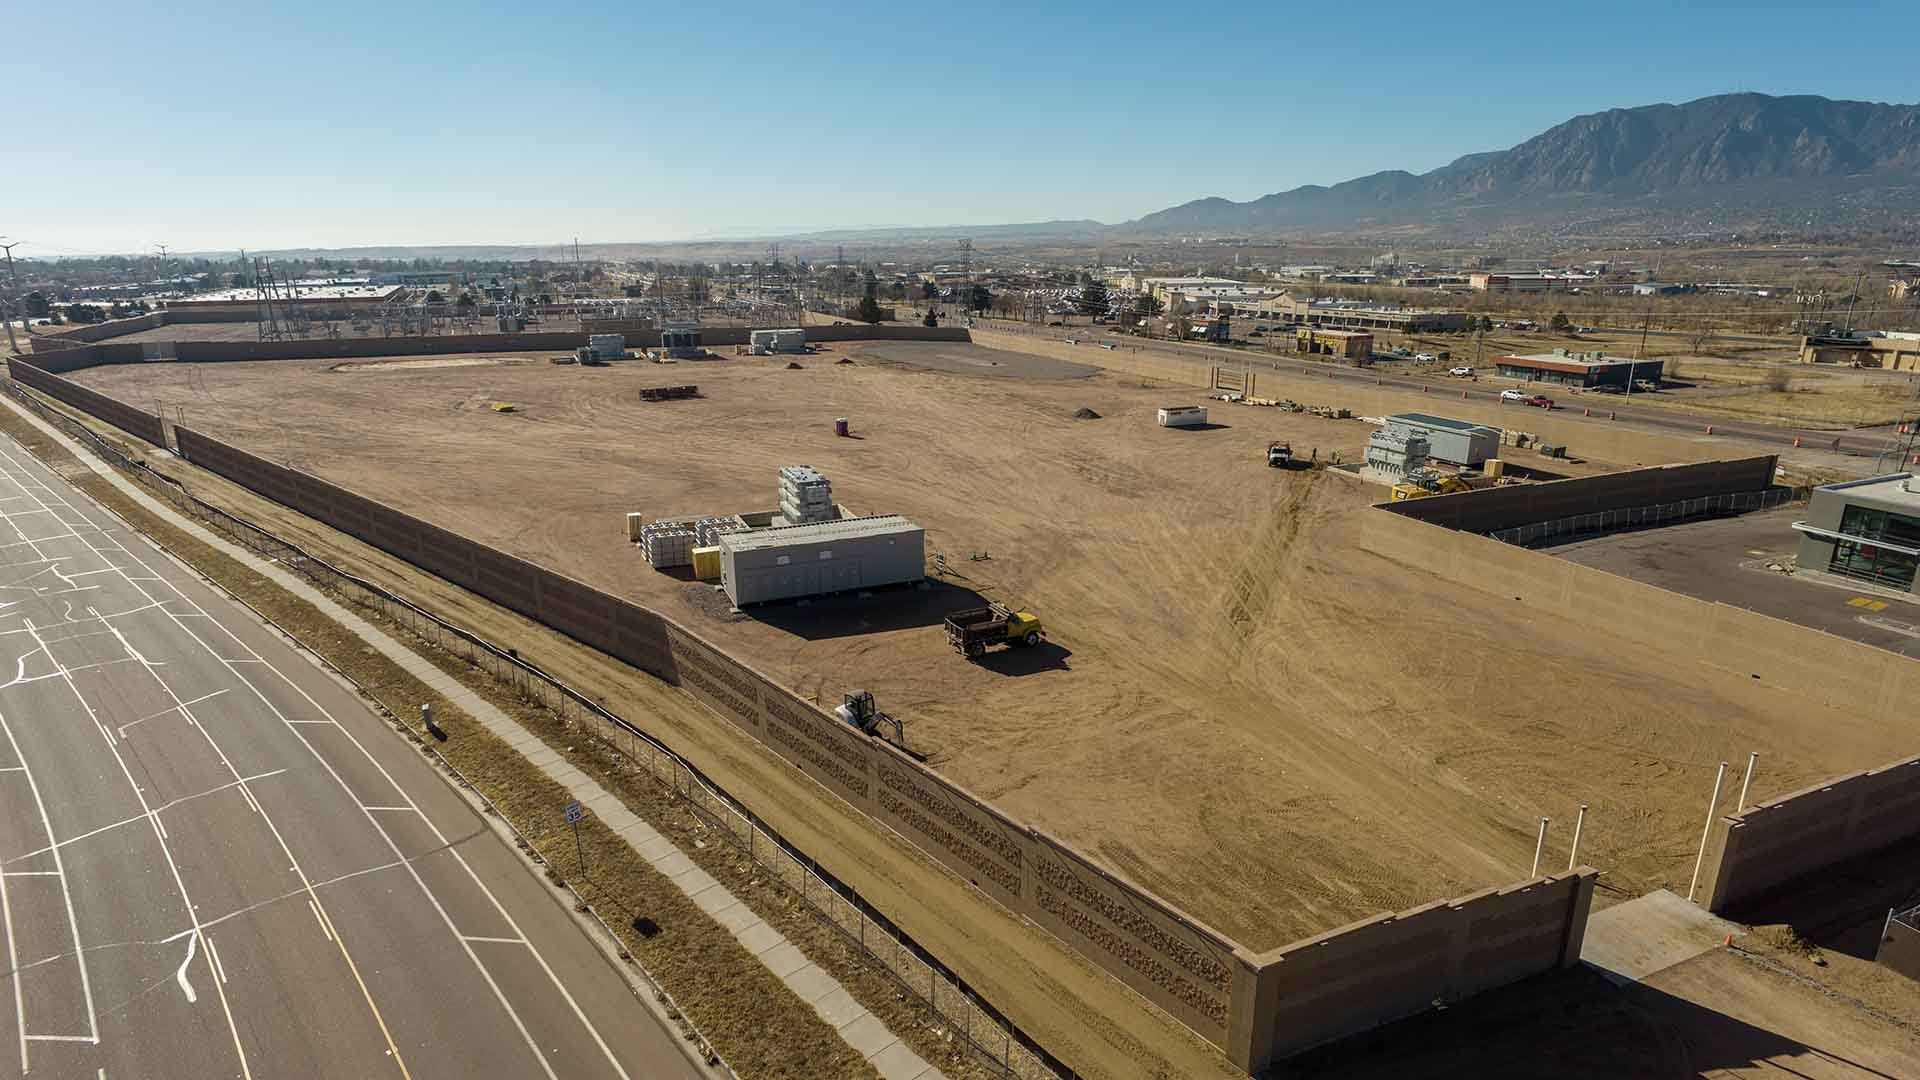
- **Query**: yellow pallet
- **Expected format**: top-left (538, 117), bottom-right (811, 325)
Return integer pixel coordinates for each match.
top-left (490, 401), bottom-right (517, 413)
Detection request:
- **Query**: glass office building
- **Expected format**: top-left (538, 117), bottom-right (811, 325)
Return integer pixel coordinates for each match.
top-left (1793, 474), bottom-right (1920, 593)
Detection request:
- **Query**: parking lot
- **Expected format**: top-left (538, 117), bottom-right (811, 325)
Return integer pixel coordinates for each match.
top-left (1550, 506), bottom-right (1920, 655)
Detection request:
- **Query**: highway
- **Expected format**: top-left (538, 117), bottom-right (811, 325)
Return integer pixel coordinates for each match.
top-left (0, 436), bottom-right (703, 1079)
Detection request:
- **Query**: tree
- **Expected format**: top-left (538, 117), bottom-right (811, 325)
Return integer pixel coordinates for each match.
top-left (967, 283), bottom-right (991, 313)
top-left (921, 280), bottom-right (937, 300)
top-left (1076, 280), bottom-right (1110, 319)
top-left (425, 290), bottom-right (445, 303)
top-left (22, 292), bottom-right (49, 318)
top-left (456, 291), bottom-right (477, 308)
top-left (1131, 293), bottom-right (1164, 320)
top-left (922, 308), bottom-right (940, 327)
top-left (1548, 311), bottom-right (1571, 334)
top-left (65, 303), bottom-right (106, 324)
top-left (855, 275), bottom-right (884, 324)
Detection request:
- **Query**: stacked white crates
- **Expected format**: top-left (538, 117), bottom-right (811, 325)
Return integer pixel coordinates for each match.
top-left (694, 515), bottom-right (750, 547)
top-left (777, 465), bottom-right (835, 525)
top-left (640, 520), bottom-right (696, 568)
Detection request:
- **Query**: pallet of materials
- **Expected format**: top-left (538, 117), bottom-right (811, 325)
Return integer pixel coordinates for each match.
top-left (639, 385), bottom-right (700, 402)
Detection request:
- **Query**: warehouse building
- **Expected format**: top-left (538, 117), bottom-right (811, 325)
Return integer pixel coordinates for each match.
top-left (1382, 412), bottom-right (1501, 467)
top-left (1495, 349), bottom-right (1663, 388)
top-left (718, 514), bottom-right (926, 606)
top-left (1793, 474), bottom-right (1920, 593)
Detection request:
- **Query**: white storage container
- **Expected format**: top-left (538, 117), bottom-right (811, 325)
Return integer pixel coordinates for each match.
top-left (1157, 405), bottom-right (1209, 428)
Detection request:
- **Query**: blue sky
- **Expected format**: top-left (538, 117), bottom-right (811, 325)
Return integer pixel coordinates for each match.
top-left (10, 0), bottom-right (1919, 254)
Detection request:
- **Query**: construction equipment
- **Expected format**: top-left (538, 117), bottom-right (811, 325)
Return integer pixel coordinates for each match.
top-left (1390, 467), bottom-right (1472, 501)
top-left (638, 384), bottom-right (699, 402)
top-left (1267, 441), bottom-right (1293, 468)
top-left (489, 402), bottom-right (517, 413)
top-left (833, 690), bottom-right (927, 760)
top-left (944, 603), bottom-right (1044, 659)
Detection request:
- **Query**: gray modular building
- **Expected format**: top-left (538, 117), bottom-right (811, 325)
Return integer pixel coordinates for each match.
top-left (1383, 412), bottom-right (1502, 467)
top-left (1792, 473), bottom-right (1920, 594)
top-left (719, 514), bottom-right (926, 606)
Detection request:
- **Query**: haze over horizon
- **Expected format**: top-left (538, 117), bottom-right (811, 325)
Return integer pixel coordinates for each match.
top-left (9, 0), bottom-right (1920, 255)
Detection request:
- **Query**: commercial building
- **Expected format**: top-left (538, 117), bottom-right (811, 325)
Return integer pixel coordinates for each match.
top-left (1793, 474), bottom-right (1920, 594)
top-left (1295, 327), bottom-right (1373, 361)
top-left (1799, 330), bottom-right (1920, 370)
top-left (1382, 413), bottom-right (1501, 467)
top-left (1132, 277), bottom-right (1249, 304)
top-left (718, 514), bottom-right (926, 606)
top-left (1468, 272), bottom-right (1595, 293)
top-left (1231, 294), bottom-right (1468, 333)
top-left (1495, 349), bottom-right (1663, 388)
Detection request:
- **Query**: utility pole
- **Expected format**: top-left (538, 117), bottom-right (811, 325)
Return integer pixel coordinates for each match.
top-left (0, 239), bottom-right (22, 354)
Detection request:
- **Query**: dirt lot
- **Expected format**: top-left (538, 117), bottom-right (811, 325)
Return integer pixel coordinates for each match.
top-left (76, 340), bottom-right (1919, 951)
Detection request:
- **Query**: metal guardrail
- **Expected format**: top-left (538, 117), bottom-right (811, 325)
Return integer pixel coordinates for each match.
top-left (2, 379), bottom-right (1070, 1080)
top-left (1486, 488), bottom-right (1807, 548)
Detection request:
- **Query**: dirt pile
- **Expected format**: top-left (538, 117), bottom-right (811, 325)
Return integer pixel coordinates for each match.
top-left (1071, 407), bottom-right (1102, 419)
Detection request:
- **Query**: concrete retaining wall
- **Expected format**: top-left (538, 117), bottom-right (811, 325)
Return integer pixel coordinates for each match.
top-left (7, 358), bottom-right (165, 445)
top-left (29, 311), bottom-right (166, 343)
top-left (1229, 869), bottom-right (1596, 1070)
top-left (1383, 456), bottom-right (1780, 532)
top-left (32, 367), bottom-right (1597, 1073)
top-left (32, 322), bottom-right (972, 366)
top-left (170, 426), bottom-right (677, 681)
top-left (1359, 508), bottom-right (1920, 726)
top-left (1698, 755), bottom-right (1920, 914)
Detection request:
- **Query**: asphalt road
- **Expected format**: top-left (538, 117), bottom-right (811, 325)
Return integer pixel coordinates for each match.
top-left (0, 437), bottom-right (703, 1079)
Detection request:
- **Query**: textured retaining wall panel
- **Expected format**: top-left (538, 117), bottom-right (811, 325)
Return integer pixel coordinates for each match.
top-left (870, 744), bottom-right (1029, 912)
top-left (1701, 755), bottom-right (1920, 913)
top-left (1237, 870), bottom-right (1595, 1070)
top-left (1027, 830), bottom-right (1239, 1042)
top-left (9, 358), bottom-right (166, 445)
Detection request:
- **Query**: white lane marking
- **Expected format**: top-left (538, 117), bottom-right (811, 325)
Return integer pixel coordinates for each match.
top-left (116, 688), bottom-right (229, 737)
top-left (361, 806), bottom-right (417, 813)
top-left (0, 871), bottom-right (60, 878)
top-left (0, 813), bottom-right (21, 1074)
top-left (12, 625), bottom-right (252, 1080)
top-left (206, 937), bottom-right (228, 985)
top-left (2, 444), bottom-right (640, 1079)
top-left (458, 936), bottom-right (527, 946)
top-left (23, 1034), bottom-right (94, 1042)
top-left (16, 475), bottom-right (568, 1080)
top-left (174, 930), bottom-right (198, 1003)
top-left (2, 769), bottom-right (289, 866)
top-left (309, 899), bottom-right (333, 943)
top-left (1, 624), bottom-right (99, 1047)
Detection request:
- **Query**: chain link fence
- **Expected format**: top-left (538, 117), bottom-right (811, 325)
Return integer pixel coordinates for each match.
top-left (1486, 487), bottom-right (1807, 548)
top-left (3, 380), bottom-right (1071, 1080)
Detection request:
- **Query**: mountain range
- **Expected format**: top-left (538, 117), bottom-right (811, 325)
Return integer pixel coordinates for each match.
top-left (1125, 93), bottom-right (1920, 237)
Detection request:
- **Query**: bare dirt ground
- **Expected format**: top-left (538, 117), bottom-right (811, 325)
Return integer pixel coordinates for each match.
top-left (76, 340), bottom-right (1919, 953)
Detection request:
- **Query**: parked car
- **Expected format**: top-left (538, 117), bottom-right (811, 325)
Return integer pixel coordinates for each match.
top-left (1524, 394), bottom-right (1555, 409)
top-left (1414, 352), bottom-right (1437, 363)
top-left (1634, 379), bottom-right (1660, 393)
top-left (1588, 383), bottom-right (1624, 394)
top-left (1448, 366), bottom-right (1475, 377)
top-left (1499, 388), bottom-right (1530, 402)
top-left (1576, 326), bottom-right (1598, 334)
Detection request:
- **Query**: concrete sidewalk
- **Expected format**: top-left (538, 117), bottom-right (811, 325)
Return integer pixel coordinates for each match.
top-left (2, 394), bottom-right (945, 1080)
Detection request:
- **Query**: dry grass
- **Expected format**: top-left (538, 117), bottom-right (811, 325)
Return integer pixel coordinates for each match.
top-left (0, 399), bottom-right (888, 1080)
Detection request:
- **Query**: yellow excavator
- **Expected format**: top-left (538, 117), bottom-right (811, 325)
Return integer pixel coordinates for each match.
top-left (1390, 468), bottom-right (1473, 501)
